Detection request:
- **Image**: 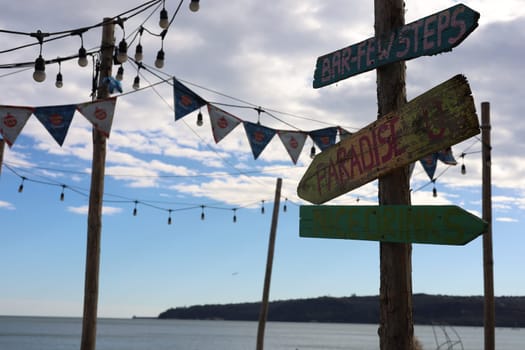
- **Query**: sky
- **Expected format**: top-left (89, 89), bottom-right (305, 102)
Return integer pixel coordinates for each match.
top-left (0, 0), bottom-right (524, 318)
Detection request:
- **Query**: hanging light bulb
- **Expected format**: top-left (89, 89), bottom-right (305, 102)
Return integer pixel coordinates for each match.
top-left (233, 209), bottom-right (237, 223)
top-left (135, 43), bottom-right (143, 62)
top-left (261, 200), bottom-right (265, 214)
top-left (132, 75), bottom-right (140, 90)
top-left (432, 180), bottom-right (437, 198)
top-left (201, 206), bottom-right (205, 220)
top-left (78, 47), bottom-right (88, 67)
top-left (168, 210), bottom-right (172, 225)
top-left (33, 55), bottom-right (46, 82)
top-left (283, 198), bottom-right (288, 212)
top-left (461, 163), bottom-right (466, 175)
top-left (116, 66), bottom-right (124, 81)
top-left (18, 177), bottom-right (26, 193)
top-left (310, 145), bottom-right (316, 159)
top-left (60, 185), bottom-right (65, 201)
top-left (196, 110), bottom-right (203, 126)
top-left (55, 72), bottom-right (63, 88)
top-left (117, 38), bottom-right (128, 63)
top-left (189, 0), bottom-right (200, 12)
top-left (155, 49), bottom-right (165, 68)
top-left (159, 7), bottom-right (169, 29)
top-left (133, 201), bottom-right (138, 216)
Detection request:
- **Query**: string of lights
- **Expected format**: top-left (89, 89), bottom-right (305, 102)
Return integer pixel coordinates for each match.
top-left (2, 136), bottom-right (481, 227)
top-left (0, 0), bottom-right (201, 86)
top-left (2, 161), bottom-right (295, 226)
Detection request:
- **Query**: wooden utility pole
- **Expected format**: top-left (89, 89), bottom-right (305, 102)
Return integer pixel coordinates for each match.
top-left (80, 18), bottom-right (114, 350)
top-left (374, 1), bottom-right (414, 349)
top-left (481, 102), bottom-right (495, 350)
top-left (256, 178), bottom-right (283, 350)
top-left (0, 139), bottom-right (4, 175)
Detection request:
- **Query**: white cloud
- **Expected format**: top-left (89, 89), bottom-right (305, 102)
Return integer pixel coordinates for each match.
top-left (67, 205), bottom-right (123, 216)
top-left (0, 200), bottom-right (15, 210)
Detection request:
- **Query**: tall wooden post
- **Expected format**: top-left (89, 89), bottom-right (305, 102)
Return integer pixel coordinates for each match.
top-left (256, 178), bottom-right (283, 350)
top-left (80, 18), bottom-right (114, 350)
top-left (481, 102), bottom-right (495, 350)
top-left (0, 139), bottom-right (4, 175)
top-left (374, 1), bottom-right (414, 349)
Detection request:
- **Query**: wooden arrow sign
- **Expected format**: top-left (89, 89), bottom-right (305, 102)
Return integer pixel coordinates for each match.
top-left (297, 74), bottom-right (479, 204)
top-left (300, 205), bottom-right (487, 245)
top-left (313, 3), bottom-right (480, 88)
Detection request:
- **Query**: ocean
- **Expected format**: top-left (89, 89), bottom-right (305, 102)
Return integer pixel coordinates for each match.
top-left (0, 316), bottom-right (523, 350)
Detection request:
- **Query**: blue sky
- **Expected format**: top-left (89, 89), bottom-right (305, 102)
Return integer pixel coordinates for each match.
top-left (1, 0), bottom-right (524, 318)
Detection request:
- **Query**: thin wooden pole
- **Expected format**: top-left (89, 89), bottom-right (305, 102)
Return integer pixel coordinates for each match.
top-left (80, 18), bottom-right (114, 350)
top-left (374, 1), bottom-right (414, 349)
top-left (481, 102), bottom-right (495, 350)
top-left (256, 178), bottom-right (283, 350)
top-left (0, 139), bottom-right (4, 175)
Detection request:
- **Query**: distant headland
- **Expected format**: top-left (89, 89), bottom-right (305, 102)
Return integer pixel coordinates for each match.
top-left (158, 294), bottom-right (525, 327)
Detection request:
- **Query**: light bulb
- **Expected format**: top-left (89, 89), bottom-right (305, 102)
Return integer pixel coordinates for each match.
top-left (461, 164), bottom-right (466, 175)
top-left (132, 75), bottom-right (140, 90)
top-left (55, 72), bottom-right (63, 88)
top-left (134, 43), bottom-right (143, 62)
top-left (116, 66), bottom-right (124, 81)
top-left (33, 55), bottom-right (46, 82)
top-left (196, 110), bottom-right (203, 126)
top-left (78, 47), bottom-right (88, 67)
top-left (189, 0), bottom-right (200, 12)
top-left (310, 145), bottom-right (316, 159)
top-left (159, 8), bottom-right (169, 29)
top-left (117, 39), bottom-right (128, 63)
top-left (155, 49), bottom-right (165, 69)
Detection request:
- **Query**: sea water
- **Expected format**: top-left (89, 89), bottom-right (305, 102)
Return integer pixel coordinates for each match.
top-left (0, 316), bottom-right (523, 350)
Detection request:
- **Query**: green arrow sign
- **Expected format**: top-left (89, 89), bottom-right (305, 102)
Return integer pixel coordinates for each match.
top-left (300, 205), bottom-right (487, 245)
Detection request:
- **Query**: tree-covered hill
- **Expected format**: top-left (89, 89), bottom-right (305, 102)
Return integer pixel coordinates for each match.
top-left (158, 294), bottom-right (525, 327)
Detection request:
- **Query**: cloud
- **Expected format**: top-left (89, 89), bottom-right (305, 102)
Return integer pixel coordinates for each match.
top-left (67, 205), bottom-right (123, 216)
top-left (0, 200), bottom-right (15, 210)
top-left (496, 217), bottom-right (519, 223)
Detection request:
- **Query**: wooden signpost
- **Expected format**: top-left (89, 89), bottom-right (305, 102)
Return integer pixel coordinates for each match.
top-left (305, 2), bottom-right (481, 349)
top-left (313, 3), bottom-right (480, 88)
top-left (297, 74), bottom-right (479, 204)
top-left (300, 205), bottom-right (487, 245)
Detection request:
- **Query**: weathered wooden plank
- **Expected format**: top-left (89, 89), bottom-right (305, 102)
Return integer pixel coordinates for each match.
top-left (300, 205), bottom-right (487, 245)
top-left (297, 74), bottom-right (479, 204)
top-left (313, 3), bottom-right (480, 88)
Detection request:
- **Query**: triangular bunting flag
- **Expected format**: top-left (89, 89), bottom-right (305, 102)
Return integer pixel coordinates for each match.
top-left (278, 130), bottom-right (307, 164)
top-left (77, 97), bottom-right (117, 138)
top-left (243, 122), bottom-right (276, 160)
top-left (338, 126), bottom-right (353, 141)
top-left (420, 153), bottom-right (438, 180)
top-left (437, 147), bottom-right (458, 165)
top-left (208, 104), bottom-right (241, 143)
top-left (34, 104), bottom-right (77, 146)
top-left (309, 127), bottom-right (338, 151)
top-left (0, 105), bottom-right (34, 147)
top-left (173, 78), bottom-right (207, 121)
